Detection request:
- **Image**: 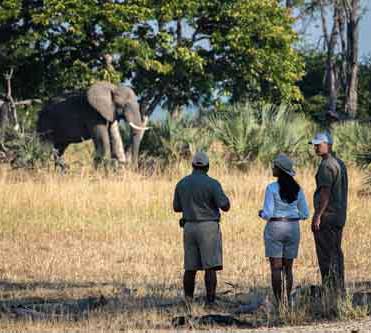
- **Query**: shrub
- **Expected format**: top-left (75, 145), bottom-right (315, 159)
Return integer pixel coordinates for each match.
top-left (139, 115), bottom-right (213, 167)
top-left (1, 128), bottom-right (52, 169)
top-left (208, 102), bottom-right (316, 168)
top-left (207, 103), bottom-right (261, 168)
top-left (332, 121), bottom-right (371, 164)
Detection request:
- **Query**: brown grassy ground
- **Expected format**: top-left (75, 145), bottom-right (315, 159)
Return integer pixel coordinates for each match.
top-left (0, 159), bottom-right (370, 331)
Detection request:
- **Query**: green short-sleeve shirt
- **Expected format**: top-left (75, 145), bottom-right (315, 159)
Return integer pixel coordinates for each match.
top-left (173, 170), bottom-right (230, 222)
top-left (314, 154), bottom-right (348, 226)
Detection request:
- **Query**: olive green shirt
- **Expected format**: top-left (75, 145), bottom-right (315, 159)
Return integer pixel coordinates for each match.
top-left (173, 170), bottom-right (230, 222)
top-left (314, 153), bottom-right (348, 227)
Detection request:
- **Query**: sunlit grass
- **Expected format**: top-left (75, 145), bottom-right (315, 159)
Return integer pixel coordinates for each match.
top-left (0, 160), bottom-right (370, 330)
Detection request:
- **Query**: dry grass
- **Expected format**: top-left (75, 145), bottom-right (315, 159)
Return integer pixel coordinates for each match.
top-left (0, 159), bottom-right (371, 331)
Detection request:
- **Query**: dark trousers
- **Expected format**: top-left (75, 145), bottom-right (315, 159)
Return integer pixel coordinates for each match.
top-left (314, 223), bottom-right (345, 291)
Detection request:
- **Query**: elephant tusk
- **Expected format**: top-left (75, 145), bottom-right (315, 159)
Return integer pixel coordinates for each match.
top-left (129, 122), bottom-right (150, 131)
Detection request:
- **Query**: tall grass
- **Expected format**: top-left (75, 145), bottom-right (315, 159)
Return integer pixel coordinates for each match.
top-left (0, 162), bottom-right (370, 330)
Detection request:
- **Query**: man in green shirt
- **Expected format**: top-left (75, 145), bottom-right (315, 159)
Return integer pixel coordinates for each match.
top-left (309, 132), bottom-right (348, 292)
top-left (173, 151), bottom-right (230, 307)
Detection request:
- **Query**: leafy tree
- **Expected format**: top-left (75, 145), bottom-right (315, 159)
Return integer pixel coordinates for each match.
top-left (132, 0), bottom-right (305, 115)
top-left (0, 0), bottom-right (150, 98)
top-left (298, 50), bottom-right (371, 120)
top-left (1, 0), bottom-right (304, 117)
top-left (285, 0), bottom-right (363, 117)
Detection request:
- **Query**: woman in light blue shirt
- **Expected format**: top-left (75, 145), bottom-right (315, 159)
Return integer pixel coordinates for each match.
top-left (259, 153), bottom-right (309, 304)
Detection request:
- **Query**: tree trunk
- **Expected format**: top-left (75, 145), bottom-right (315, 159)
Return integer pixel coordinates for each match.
top-left (344, 0), bottom-right (360, 117)
top-left (4, 68), bottom-right (19, 131)
top-left (321, 1), bottom-right (340, 113)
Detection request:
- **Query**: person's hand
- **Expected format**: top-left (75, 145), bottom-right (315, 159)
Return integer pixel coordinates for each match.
top-left (311, 214), bottom-right (321, 232)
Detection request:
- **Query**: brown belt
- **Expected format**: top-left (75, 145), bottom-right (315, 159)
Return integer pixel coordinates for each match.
top-left (269, 217), bottom-right (299, 222)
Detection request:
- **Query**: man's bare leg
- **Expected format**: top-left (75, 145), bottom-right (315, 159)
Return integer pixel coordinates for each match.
top-left (184, 270), bottom-right (197, 300)
top-left (205, 269), bottom-right (217, 303)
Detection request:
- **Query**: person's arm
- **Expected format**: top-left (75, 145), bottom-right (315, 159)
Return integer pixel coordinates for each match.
top-left (259, 185), bottom-right (274, 221)
top-left (173, 185), bottom-right (182, 213)
top-left (297, 189), bottom-right (310, 220)
top-left (312, 164), bottom-right (334, 231)
top-left (312, 187), bottom-right (331, 231)
top-left (214, 182), bottom-right (230, 212)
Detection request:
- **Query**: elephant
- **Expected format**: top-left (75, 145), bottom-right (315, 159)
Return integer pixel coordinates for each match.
top-left (37, 81), bottom-right (148, 168)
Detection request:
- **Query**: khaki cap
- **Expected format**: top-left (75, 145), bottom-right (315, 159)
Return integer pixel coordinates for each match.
top-left (192, 151), bottom-right (209, 167)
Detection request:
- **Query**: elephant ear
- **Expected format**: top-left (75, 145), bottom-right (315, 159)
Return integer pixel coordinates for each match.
top-left (86, 81), bottom-right (116, 122)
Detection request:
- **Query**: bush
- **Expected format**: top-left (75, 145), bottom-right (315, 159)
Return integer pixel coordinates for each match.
top-left (207, 103), bottom-right (261, 167)
top-left (1, 128), bottom-right (52, 169)
top-left (208, 102), bottom-right (316, 168)
top-left (332, 121), bottom-right (371, 164)
top-left (140, 115), bottom-right (213, 167)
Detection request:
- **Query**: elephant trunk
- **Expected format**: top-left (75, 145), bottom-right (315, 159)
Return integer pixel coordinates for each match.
top-left (130, 116), bottom-right (148, 167)
top-left (123, 101), bottom-right (148, 167)
top-left (131, 131), bottom-right (141, 167)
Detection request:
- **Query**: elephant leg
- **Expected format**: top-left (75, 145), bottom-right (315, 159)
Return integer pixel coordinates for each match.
top-left (90, 122), bottom-right (111, 168)
top-left (109, 120), bottom-right (126, 163)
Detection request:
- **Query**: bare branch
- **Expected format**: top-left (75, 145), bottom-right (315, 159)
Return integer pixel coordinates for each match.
top-left (15, 99), bottom-right (42, 106)
top-left (4, 68), bottom-right (14, 98)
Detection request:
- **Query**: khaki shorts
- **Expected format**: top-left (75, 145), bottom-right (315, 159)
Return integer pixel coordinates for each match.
top-left (183, 221), bottom-right (223, 271)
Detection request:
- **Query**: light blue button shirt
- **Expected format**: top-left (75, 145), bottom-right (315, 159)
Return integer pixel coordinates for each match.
top-left (260, 182), bottom-right (309, 221)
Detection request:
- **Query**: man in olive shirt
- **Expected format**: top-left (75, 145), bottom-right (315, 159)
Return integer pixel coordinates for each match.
top-left (309, 132), bottom-right (348, 292)
top-left (173, 151), bottom-right (230, 306)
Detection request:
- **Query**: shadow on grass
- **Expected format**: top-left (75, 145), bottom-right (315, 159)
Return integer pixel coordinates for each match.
top-left (0, 279), bottom-right (186, 323)
top-left (1, 279), bottom-right (371, 329)
top-left (0, 279), bottom-right (270, 327)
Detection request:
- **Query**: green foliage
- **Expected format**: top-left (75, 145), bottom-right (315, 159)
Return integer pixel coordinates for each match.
top-left (301, 95), bottom-right (327, 120)
top-left (297, 51), bottom-right (326, 100)
top-left (140, 115), bottom-right (213, 166)
top-left (209, 103), bottom-right (315, 168)
top-left (133, 0), bottom-right (304, 113)
top-left (337, 292), bottom-right (369, 321)
top-left (358, 57), bottom-right (371, 119)
top-left (17, 105), bottom-right (41, 131)
top-left (257, 104), bottom-right (315, 165)
top-left (0, 0), bottom-right (21, 21)
top-left (1, 0), bottom-right (304, 113)
top-left (332, 121), bottom-right (371, 164)
top-left (208, 104), bottom-right (261, 166)
top-left (298, 50), bottom-right (371, 120)
top-left (1, 129), bottom-right (52, 169)
top-left (0, 0), bottom-right (149, 98)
